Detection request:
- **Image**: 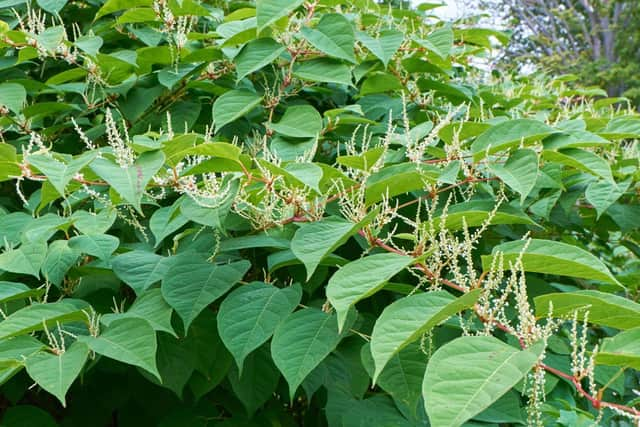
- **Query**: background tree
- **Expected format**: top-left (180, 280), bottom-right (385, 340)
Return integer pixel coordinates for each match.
top-left (486, 0), bottom-right (640, 103)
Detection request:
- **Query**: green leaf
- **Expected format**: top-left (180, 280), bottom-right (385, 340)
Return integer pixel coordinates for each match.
top-left (36, 0), bottom-right (69, 14)
top-left (95, 0), bottom-right (152, 19)
top-left (596, 327), bottom-right (640, 370)
top-left (0, 300), bottom-right (89, 340)
top-left (534, 290), bottom-right (640, 330)
top-left (599, 116), bottom-right (640, 139)
top-left (365, 163), bottom-right (438, 205)
top-left (212, 89), bottom-right (262, 131)
top-left (150, 333), bottom-right (195, 398)
top-left (271, 308), bottom-right (350, 400)
top-left (0, 83), bottom-right (26, 113)
top-left (423, 336), bottom-right (542, 427)
top-left (25, 342), bottom-right (89, 407)
top-left (542, 148), bottom-right (613, 181)
top-left (431, 201), bottom-right (537, 230)
top-left (179, 178), bottom-right (239, 229)
top-left (362, 341), bottom-right (426, 418)
top-left (489, 149), bottom-right (538, 203)
top-left (0, 281), bottom-right (43, 304)
top-left (68, 234), bottom-right (119, 260)
top-left (290, 212), bottom-right (376, 279)
top-left (0, 240), bottom-right (48, 278)
top-left (0, 335), bottom-right (45, 367)
top-left (256, 0), bottom-right (304, 32)
top-left (357, 29), bottom-right (403, 67)
top-left (71, 209), bottom-right (116, 234)
top-left (36, 26), bottom-right (64, 52)
top-left (149, 205), bottom-right (188, 247)
top-left (417, 26), bottom-right (454, 59)
top-left (293, 58), bottom-right (352, 86)
top-left (543, 130), bottom-right (609, 150)
top-left (90, 151), bottom-right (165, 213)
top-left (75, 35), bottom-right (103, 56)
top-left (360, 72), bottom-right (404, 95)
top-left (301, 14), bottom-right (356, 63)
top-left (112, 250), bottom-right (169, 295)
top-left (235, 38), bottom-right (285, 80)
top-left (327, 253), bottom-right (414, 332)
top-left (370, 290), bottom-right (481, 383)
top-left (162, 256), bottom-right (250, 331)
top-left (41, 240), bottom-right (80, 286)
top-left (102, 288), bottom-right (176, 336)
top-left (270, 105), bottom-right (323, 138)
top-left (78, 318), bottom-right (160, 380)
top-left (228, 345), bottom-right (281, 416)
top-left (471, 119), bottom-right (555, 160)
top-left (217, 283), bottom-right (301, 373)
top-left (117, 7), bottom-right (156, 24)
top-left (473, 391), bottom-right (526, 425)
top-left (585, 179), bottom-right (629, 219)
top-left (481, 239), bottom-right (621, 287)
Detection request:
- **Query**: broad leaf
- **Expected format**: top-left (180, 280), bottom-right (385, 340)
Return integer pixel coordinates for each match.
top-left (0, 83), bottom-right (26, 113)
top-left (585, 179), bottom-right (629, 218)
top-left (596, 328), bottom-right (640, 370)
top-left (357, 29), bottom-right (404, 67)
top-left (271, 308), bottom-right (350, 399)
top-left (471, 119), bottom-right (555, 160)
top-left (489, 149), bottom-right (538, 203)
top-left (256, 0), bottom-right (304, 32)
top-left (111, 250), bottom-right (169, 295)
top-left (162, 256), bottom-right (250, 331)
top-left (102, 289), bottom-right (176, 336)
top-left (0, 240), bottom-right (48, 278)
top-left (270, 105), bottom-right (323, 138)
top-left (301, 14), bottom-right (356, 63)
top-left (228, 345), bottom-right (281, 416)
top-left (481, 239), bottom-right (621, 286)
top-left (0, 281), bottom-right (43, 304)
top-left (535, 290), bottom-right (640, 330)
top-left (90, 151), bottom-right (165, 213)
top-left (149, 205), bottom-right (189, 247)
top-left (423, 336), bottom-right (542, 427)
top-left (431, 201), bottom-right (537, 230)
top-left (327, 253), bottom-right (414, 332)
top-left (362, 342), bottom-right (426, 419)
top-left (370, 290), bottom-right (481, 383)
top-left (41, 240), bottom-right (80, 286)
top-left (27, 152), bottom-right (96, 196)
top-left (68, 234), bottom-right (119, 259)
top-left (0, 300), bottom-right (89, 340)
top-left (293, 58), bottom-right (352, 86)
top-left (291, 212), bottom-right (375, 279)
top-left (78, 318), bottom-right (160, 380)
top-left (213, 89), bottom-right (262, 131)
top-left (217, 282), bottom-right (301, 373)
top-left (25, 342), bottom-right (89, 407)
top-left (235, 38), bottom-right (285, 80)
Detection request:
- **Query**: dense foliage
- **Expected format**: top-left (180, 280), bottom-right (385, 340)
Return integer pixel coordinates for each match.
top-left (0, 1), bottom-right (639, 426)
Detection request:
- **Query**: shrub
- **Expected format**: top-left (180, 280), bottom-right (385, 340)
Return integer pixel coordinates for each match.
top-left (0, 1), bottom-right (639, 425)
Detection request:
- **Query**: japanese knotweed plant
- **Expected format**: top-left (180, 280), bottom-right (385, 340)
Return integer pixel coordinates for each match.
top-left (0, 1), bottom-right (639, 426)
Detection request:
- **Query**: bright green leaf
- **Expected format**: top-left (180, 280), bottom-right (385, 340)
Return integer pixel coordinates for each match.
top-left (481, 239), bottom-right (621, 286)
top-left (370, 290), bottom-right (481, 383)
top-left (78, 318), bottom-right (160, 380)
top-left (25, 342), bottom-right (88, 407)
top-left (423, 336), bottom-right (542, 427)
top-left (217, 283), bottom-right (301, 373)
top-left (327, 253), bottom-right (414, 332)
